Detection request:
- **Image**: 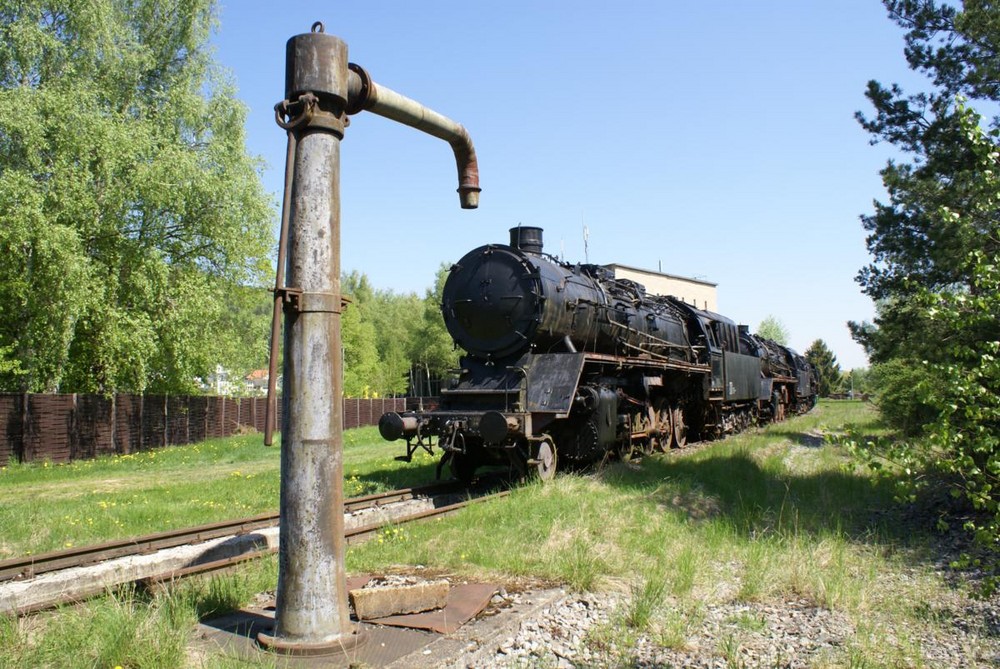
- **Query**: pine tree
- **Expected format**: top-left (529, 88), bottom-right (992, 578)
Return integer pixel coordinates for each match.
top-left (852, 1), bottom-right (1000, 588)
top-left (805, 340), bottom-right (842, 397)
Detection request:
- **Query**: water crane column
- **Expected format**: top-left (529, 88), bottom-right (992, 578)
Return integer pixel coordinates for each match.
top-left (260, 22), bottom-right (479, 654)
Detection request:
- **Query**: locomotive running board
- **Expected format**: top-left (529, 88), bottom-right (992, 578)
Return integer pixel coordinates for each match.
top-left (582, 352), bottom-right (710, 375)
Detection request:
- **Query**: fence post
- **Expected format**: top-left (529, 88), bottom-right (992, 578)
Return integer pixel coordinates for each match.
top-left (137, 395), bottom-right (143, 452)
top-left (68, 393), bottom-right (76, 461)
top-left (16, 393), bottom-right (26, 463)
top-left (110, 395), bottom-right (116, 455)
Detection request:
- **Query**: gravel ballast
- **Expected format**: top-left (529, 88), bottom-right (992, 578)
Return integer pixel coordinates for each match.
top-left (459, 586), bottom-right (1000, 668)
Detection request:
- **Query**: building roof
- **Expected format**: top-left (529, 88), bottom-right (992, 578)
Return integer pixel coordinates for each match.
top-left (603, 263), bottom-right (717, 287)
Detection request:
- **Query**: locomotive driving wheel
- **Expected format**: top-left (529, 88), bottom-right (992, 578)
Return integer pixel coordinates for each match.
top-left (534, 438), bottom-right (557, 481)
top-left (654, 400), bottom-right (673, 452)
top-left (773, 389), bottom-right (788, 422)
top-left (634, 411), bottom-right (655, 456)
top-left (671, 404), bottom-right (687, 448)
top-left (619, 413), bottom-right (645, 461)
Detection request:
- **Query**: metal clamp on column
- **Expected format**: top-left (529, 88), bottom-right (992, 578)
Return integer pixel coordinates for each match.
top-left (275, 91), bottom-right (348, 137)
top-left (274, 93), bottom-right (317, 131)
top-left (275, 287), bottom-right (350, 314)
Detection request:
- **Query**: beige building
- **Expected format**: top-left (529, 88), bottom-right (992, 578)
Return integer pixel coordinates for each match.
top-left (605, 263), bottom-right (717, 312)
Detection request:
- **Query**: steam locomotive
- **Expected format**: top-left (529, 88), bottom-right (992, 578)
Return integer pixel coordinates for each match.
top-left (379, 227), bottom-right (818, 481)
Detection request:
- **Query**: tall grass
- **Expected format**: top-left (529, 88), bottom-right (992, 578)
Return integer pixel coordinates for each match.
top-left (346, 401), bottom-right (994, 665)
top-left (0, 557), bottom-right (281, 669)
top-left (0, 585), bottom-right (189, 669)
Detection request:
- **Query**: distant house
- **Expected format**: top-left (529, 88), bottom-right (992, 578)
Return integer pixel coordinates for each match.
top-left (205, 364), bottom-right (238, 396)
top-left (200, 366), bottom-right (278, 396)
top-left (244, 369), bottom-right (270, 395)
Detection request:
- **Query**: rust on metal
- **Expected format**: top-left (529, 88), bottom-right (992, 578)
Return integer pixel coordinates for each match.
top-left (265, 20), bottom-right (482, 654)
top-left (346, 62), bottom-right (481, 209)
top-left (139, 549), bottom-right (273, 593)
top-left (364, 582), bottom-right (497, 635)
top-left (3, 482), bottom-right (509, 617)
top-left (0, 481), bottom-right (475, 585)
top-left (0, 512), bottom-right (281, 583)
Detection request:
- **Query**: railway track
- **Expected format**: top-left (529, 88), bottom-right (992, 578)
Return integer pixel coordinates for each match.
top-left (0, 481), bottom-right (461, 583)
top-left (1, 478), bottom-right (510, 615)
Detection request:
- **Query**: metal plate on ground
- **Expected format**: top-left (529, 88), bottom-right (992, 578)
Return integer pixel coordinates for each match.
top-left (366, 582), bottom-right (497, 634)
top-left (194, 576), bottom-right (497, 665)
top-left (195, 606), bottom-right (435, 668)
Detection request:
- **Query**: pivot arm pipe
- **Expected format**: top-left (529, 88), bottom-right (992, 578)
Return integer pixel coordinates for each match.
top-left (346, 63), bottom-right (480, 209)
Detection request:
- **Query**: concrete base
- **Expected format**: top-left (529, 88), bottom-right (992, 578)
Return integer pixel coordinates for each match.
top-left (350, 578), bottom-right (449, 620)
top-left (195, 605), bottom-right (431, 667)
top-left (193, 586), bottom-right (568, 668)
top-left (256, 627), bottom-right (368, 657)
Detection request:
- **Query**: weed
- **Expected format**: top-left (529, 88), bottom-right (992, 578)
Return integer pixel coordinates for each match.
top-left (561, 535), bottom-right (604, 592)
top-left (669, 546), bottom-right (698, 597)
top-left (584, 617), bottom-right (640, 667)
top-left (0, 428), bottom-right (435, 556)
top-left (724, 611), bottom-right (767, 634)
top-left (5, 401), bottom-right (993, 666)
top-left (737, 539), bottom-right (772, 602)
top-left (652, 603), bottom-right (704, 650)
top-left (719, 632), bottom-right (745, 668)
top-left (624, 570), bottom-right (668, 630)
top-left (654, 608), bottom-right (691, 649)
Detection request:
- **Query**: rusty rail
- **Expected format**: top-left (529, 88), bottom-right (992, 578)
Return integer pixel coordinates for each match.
top-left (143, 490), bottom-right (511, 588)
top-left (0, 481), bottom-right (461, 584)
top-left (7, 485), bottom-right (509, 616)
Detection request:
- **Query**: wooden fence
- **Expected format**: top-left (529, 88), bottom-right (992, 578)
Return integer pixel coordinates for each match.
top-left (0, 394), bottom-right (415, 466)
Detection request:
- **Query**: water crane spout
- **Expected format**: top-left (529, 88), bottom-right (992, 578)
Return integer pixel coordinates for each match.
top-left (347, 63), bottom-right (481, 209)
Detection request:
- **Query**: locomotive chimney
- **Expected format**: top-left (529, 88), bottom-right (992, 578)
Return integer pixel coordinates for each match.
top-left (510, 226), bottom-right (543, 254)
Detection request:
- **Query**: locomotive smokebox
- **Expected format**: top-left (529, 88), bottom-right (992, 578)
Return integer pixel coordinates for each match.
top-left (509, 226), bottom-right (543, 254)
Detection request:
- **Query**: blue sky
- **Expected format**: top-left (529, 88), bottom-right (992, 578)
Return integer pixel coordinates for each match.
top-left (212, 1), bottom-right (926, 370)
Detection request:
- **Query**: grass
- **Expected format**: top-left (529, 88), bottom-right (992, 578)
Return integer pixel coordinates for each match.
top-left (3, 401), bottom-right (996, 667)
top-left (347, 401), bottom-right (996, 666)
top-left (0, 557), bottom-right (282, 669)
top-left (0, 426), bottom-right (438, 557)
